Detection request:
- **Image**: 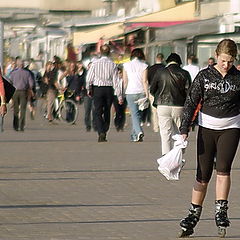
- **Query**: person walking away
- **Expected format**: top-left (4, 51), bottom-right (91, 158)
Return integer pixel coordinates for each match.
top-left (178, 39), bottom-right (240, 238)
top-left (81, 62), bottom-right (96, 132)
top-left (4, 57), bottom-right (16, 79)
top-left (148, 53), bottom-right (165, 132)
top-left (183, 55), bottom-right (201, 131)
top-left (42, 61), bottom-right (58, 123)
top-left (9, 58), bottom-right (34, 131)
top-left (150, 53), bottom-right (191, 155)
top-left (26, 61), bottom-right (39, 120)
top-left (123, 48), bottom-right (149, 142)
top-left (183, 55), bottom-right (200, 82)
top-left (86, 44), bottom-right (123, 142)
top-left (113, 67), bottom-right (127, 132)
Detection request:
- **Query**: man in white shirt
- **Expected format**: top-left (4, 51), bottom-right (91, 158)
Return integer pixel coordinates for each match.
top-left (86, 44), bottom-right (123, 142)
top-left (183, 55), bottom-right (200, 82)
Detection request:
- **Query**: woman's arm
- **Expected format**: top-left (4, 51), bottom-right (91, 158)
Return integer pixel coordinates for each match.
top-left (180, 74), bottom-right (203, 135)
top-left (122, 69), bottom-right (128, 91)
top-left (142, 69), bottom-right (149, 98)
top-left (0, 70), bottom-right (7, 116)
top-left (150, 69), bottom-right (161, 95)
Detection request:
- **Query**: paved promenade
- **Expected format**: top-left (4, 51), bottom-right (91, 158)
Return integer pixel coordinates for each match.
top-left (0, 105), bottom-right (239, 240)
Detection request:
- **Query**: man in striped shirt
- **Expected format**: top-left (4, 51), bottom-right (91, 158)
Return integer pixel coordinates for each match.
top-left (86, 44), bottom-right (123, 142)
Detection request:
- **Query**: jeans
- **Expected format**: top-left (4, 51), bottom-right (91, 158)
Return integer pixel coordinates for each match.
top-left (126, 93), bottom-right (145, 141)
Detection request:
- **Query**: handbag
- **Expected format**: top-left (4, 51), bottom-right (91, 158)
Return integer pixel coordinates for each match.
top-left (1, 77), bottom-right (16, 104)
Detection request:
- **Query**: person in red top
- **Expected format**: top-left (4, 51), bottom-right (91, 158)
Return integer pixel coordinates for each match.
top-left (0, 68), bottom-right (7, 116)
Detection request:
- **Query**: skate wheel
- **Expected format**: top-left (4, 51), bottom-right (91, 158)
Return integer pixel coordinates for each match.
top-left (218, 227), bottom-right (226, 238)
top-left (178, 228), bottom-right (194, 238)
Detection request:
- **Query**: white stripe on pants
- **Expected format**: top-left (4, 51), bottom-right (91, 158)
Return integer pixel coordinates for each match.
top-left (157, 105), bottom-right (183, 155)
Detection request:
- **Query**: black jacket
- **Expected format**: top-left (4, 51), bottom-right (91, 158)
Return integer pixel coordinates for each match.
top-left (66, 72), bottom-right (85, 97)
top-left (180, 64), bottom-right (240, 134)
top-left (150, 63), bottom-right (191, 107)
top-left (148, 63), bottom-right (165, 86)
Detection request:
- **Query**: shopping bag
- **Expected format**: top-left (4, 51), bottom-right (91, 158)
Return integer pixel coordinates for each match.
top-left (135, 97), bottom-right (149, 111)
top-left (157, 134), bottom-right (187, 180)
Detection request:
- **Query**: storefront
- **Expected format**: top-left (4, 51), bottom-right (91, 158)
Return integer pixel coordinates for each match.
top-left (124, 1), bottom-right (198, 65)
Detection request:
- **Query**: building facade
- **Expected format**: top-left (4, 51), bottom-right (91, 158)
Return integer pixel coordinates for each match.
top-left (2, 0), bottom-right (240, 68)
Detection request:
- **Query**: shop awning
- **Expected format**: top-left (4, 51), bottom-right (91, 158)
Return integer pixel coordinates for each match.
top-left (73, 23), bottom-right (124, 46)
top-left (125, 20), bottom-right (195, 31)
top-left (126, 2), bottom-right (198, 23)
top-left (154, 17), bottom-right (221, 41)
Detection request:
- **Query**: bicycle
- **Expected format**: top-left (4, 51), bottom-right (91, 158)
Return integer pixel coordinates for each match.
top-left (40, 90), bottom-right (78, 125)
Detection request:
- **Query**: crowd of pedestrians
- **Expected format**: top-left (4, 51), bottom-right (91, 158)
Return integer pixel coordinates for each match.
top-left (1, 41), bottom-right (237, 145)
top-left (1, 38), bottom-right (240, 238)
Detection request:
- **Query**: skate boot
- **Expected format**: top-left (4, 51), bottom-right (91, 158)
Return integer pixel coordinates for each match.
top-left (215, 200), bottom-right (230, 238)
top-left (179, 204), bottom-right (202, 238)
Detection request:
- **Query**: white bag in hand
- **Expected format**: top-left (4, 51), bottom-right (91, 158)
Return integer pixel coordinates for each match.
top-left (134, 97), bottom-right (149, 111)
top-left (157, 134), bottom-right (187, 180)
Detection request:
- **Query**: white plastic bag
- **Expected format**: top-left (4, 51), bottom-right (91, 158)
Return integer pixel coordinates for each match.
top-left (135, 97), bottom-right (149, 111)
top-left (157, 134), bottom-right (187, 180)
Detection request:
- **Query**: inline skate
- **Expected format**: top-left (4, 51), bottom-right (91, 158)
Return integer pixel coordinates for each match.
top-left (215, 200), bottom-right (230, 238)
top-left (179, 204), bottom-right (202, 238)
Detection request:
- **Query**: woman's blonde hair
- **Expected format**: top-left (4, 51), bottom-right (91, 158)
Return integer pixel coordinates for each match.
top-left (216, 39), bottom-right (238, 58)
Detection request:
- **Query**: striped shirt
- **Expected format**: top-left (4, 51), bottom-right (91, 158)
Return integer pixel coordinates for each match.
top-left (86, 56), bottom-right (122, 99)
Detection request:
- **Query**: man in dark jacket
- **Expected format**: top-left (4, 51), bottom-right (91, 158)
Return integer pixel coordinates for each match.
top-left (148, 53), bottom-right (165, 132)
top-left (150, 53), bottom-right (191, 155)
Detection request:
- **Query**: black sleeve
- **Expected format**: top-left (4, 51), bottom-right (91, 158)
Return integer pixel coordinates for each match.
top-left (147, 66), bottom-right (154, 85)
top-left (76, 75), bottom-right (84, 96)
top-left (150, 69), bottom-right (161, 95)
top-left (180, 73), bottom-right (204, 134)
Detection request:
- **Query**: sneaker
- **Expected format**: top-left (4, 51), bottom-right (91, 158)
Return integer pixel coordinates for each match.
top-left (137, 132), bottom-right (144, 142)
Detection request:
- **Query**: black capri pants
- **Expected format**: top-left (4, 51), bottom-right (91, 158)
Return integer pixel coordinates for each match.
top-left (196, 126), bottom-right (240, 183)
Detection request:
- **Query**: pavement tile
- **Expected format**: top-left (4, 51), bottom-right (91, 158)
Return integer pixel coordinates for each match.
top-left (0, 106), bottom-right (239, 239)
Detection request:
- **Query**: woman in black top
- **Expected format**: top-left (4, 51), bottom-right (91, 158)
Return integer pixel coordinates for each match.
top-left (65, 61), bottom-right (84, 102)
top-left (179, 39), bottom-right (240, 238)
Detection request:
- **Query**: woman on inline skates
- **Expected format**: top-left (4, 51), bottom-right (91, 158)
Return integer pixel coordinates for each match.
top-left (179, 39), bottom-right (240, 238)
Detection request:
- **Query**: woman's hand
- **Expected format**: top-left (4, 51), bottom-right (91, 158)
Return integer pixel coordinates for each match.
top-left (181, 134), bottom-right (188, 141)
top-left (0, 104), bottom-right (7, 116)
